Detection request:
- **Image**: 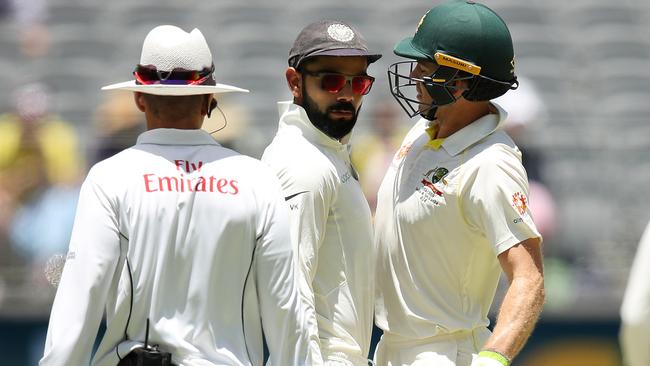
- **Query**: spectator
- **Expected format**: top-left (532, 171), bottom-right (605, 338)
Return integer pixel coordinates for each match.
top-left (92, 91), bottom-right (145, 164)
top-left (0, 0), bottom-right (50, 58)
top-left (0, 82), bottom-right (83, 271)
top-left (0, 82), bottom-right (83, 366)
top-left (351, 101), bottom-right (408, 213)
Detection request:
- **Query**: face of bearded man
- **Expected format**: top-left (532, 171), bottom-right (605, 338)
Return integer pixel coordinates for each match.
top-left (301, 79), bottom-right (362, 140)
top-left (295, 55), bottom-right (369, 140)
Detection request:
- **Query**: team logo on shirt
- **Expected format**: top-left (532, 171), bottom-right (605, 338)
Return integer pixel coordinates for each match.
top-left (395, 142), bottom-right (413, 161)
top-left (416, 167), bottom-right (449, 205)
top-left (512, 192), bottom-right (528, 215)
top-left (426, 167), bottom-right (449, 185)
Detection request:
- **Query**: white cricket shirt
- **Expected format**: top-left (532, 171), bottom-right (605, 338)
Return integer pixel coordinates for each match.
top-left (40, 128), bottom-right (319, 366)
top-left (262, 102), bottom-right (374, 365)
top-left (620, 220), bottom-right (650, 366)
top-left (374, 103), bottom-right (541, 339)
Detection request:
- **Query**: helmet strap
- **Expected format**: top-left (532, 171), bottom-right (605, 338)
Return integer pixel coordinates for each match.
top-left (418, 66), bottom-right (462, 119)
top-left (463, 75), bottom-right (518, 101)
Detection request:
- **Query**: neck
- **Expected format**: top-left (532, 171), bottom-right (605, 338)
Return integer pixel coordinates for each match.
top-left (146, 117), bottom-right (203, 130)
top-left (434, 100), bottom-right (492, 139)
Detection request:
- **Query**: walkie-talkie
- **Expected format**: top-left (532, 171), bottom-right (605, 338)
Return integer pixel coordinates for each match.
top-left (129, 319), bottom-right (173, 366)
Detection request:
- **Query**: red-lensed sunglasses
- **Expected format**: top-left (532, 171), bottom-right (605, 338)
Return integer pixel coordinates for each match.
top-left (133, 64), bottom-right (216, 85)
top-left (303, 71), bottom-right (375, 95)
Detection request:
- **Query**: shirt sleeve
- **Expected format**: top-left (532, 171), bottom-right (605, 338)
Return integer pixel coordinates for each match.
top-left (284, 168), bottom-right (335, 355)
top-left (288, 181), bottom-right (333, 284)
top-left (255, 175), bottom-right (323, 366)
top-left (460, 146), bottom-right (541, 255)
top-left (40, 169), bottom-right (122, 365)
top-left (620, 221), bottom-right (650, 366)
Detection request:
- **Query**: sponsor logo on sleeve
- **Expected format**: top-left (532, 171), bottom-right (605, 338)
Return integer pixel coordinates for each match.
top-left (512, 192), bottom-right (528, 215)
top-left (395, 142), bottom-right (413, 161)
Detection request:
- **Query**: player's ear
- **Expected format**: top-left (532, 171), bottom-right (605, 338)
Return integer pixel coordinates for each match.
top-left (133, 92), bottom-right (146, 112)
top-left (205, 95), bottom-right (217, 118)
top-left (451, 78), bottom-right (469, 98)
top-left (286, 67), bottom-right (302, 100)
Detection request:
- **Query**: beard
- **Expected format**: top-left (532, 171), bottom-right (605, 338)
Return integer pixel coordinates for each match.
top-left (302, 85), bottom-right (361, 140)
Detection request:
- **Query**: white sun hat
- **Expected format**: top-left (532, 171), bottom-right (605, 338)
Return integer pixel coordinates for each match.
top-left (102, 25), bottom-right (248, 95)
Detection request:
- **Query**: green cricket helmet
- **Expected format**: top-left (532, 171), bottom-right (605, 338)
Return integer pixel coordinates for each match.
top-left (388, 0), bottom-right (519, 120)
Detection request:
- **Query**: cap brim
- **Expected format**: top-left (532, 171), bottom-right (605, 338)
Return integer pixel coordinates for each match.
top-left (393, 36), bottom-right (431, 61)
top-left (307, 48), bottom-right (382, 64)
top-left (101, 80), bottom-right (249, 95)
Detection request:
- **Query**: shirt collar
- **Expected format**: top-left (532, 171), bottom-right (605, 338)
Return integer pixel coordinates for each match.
top-left (277, 101), bottom-right (348, 150)
top-left (440, 102), bottom-right (508, 156)
top-left (136, 128), bottom-right (220, 146)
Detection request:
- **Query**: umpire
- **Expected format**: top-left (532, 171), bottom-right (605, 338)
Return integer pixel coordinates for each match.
top-left (40, 25), bottom-right (319, 366)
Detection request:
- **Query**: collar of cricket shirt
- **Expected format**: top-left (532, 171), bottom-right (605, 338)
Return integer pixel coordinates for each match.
top-left (277, 101), bottom-right (349, 150)
top-left (433, 101), bottom-right (508, 156)
top-left (136, 128), bottom-right (220, 146)
top-left (425, 121), bottom-right (446, 150)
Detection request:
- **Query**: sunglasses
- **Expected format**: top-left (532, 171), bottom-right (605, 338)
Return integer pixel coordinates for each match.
top-left (134, 64), bottom-right (216, 85)
top-left (302, 71), bottom-right (375, 95)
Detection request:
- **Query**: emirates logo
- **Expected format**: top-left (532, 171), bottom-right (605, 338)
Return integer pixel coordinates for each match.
top-left (327, 23), bottom-right (355, 42)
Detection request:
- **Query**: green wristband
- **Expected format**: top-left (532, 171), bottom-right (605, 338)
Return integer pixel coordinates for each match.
top-left (478, 350), bottom-right (510, 366)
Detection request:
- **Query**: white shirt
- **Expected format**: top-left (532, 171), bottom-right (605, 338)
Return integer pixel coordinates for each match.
top-left (374, 103), bottom-right (541, 339)
top-left (620, 220), bottom-right (650, 366)
top-left (262, 102), bottom-right (374, 365)
top-left (40, 128), bottom-right (317, 366)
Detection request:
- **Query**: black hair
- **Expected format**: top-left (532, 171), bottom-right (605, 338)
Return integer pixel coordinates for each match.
top-left (141, 94), bottom-right (206, 119)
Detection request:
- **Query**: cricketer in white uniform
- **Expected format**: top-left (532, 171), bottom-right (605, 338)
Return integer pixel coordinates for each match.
top-left (262, 20), bottom-right (381, 366)
top-left (620, 220), bottom-right (650, 366)
top-left (40, 25), bottom-right (319, 366)
top-left (375, 2), bottom-right (545, 366)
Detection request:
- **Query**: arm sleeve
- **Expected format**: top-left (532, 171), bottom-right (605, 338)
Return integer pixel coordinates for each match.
top-left (255, 176), bottom-right (323, 366)
top-left (285, 170), bottom-right (334, 357)
top-left (460, 148), bottom-right (541, 255)
top-left (289, 182), bottom-right (333, 281)
top-left (620, 221), bottom-right (650, 366)
top-left (39, 170), bottom-right (121, 365)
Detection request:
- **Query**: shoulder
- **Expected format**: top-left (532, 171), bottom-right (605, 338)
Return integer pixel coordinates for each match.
top-left (263, 132), bottom-right (329, 163)
top-left (468, 132), bottom-right (522, 169)
top-left (262, 135), bottom-right (338, 192)
top-left (460, 132), bottom-right (528, 187)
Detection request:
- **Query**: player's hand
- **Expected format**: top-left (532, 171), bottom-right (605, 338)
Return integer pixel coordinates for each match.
top-left (470, 351), bottom-right (510, 366)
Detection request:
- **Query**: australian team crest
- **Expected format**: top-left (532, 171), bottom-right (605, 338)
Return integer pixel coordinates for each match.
top-left (416, 166), bottom-right (449, 206)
